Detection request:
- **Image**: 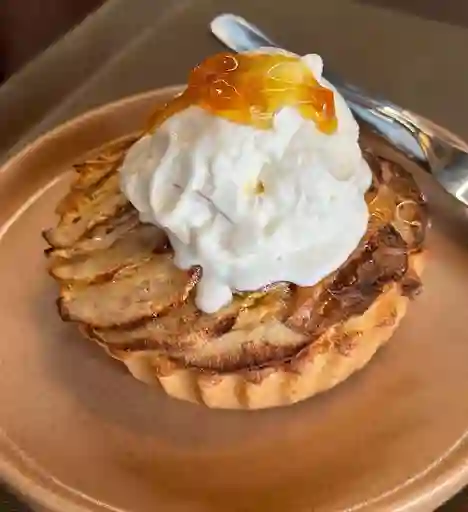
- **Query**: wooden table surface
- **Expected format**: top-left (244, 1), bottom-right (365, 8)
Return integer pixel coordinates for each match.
top-left (0, 0), bottom-right (467, 509)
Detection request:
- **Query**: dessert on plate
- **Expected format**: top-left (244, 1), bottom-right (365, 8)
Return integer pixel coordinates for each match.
top-left (44, 49), bottom-right (428, 409)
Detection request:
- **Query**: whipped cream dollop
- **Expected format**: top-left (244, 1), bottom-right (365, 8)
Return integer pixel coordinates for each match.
top-left (120, 51), bottom-right (372, 313)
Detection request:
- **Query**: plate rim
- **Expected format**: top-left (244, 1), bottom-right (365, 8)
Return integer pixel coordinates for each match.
top-left (0, 86), bottom-right (468, 512)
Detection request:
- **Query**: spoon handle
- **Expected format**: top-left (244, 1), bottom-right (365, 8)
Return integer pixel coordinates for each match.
top-left (210, 14), bottom-right (428, 162)
top-left (211, 13), bottom-right (468, 206)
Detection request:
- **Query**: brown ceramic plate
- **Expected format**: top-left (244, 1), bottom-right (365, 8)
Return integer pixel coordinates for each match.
top-left (1, 87), bottom-right (468, 512)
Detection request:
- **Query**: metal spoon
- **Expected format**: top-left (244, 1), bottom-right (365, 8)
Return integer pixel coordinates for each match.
top-left (211, 13), bottom-right (468, 206)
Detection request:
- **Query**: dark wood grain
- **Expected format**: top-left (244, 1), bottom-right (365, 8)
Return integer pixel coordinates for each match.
top-left (0, 0), bottom-right (104, 79)
top-left (0, 485), bottom-right (32, 512)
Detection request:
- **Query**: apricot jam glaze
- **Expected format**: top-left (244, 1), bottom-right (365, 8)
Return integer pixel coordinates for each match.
top-left (148, 52), bottom-right (337, 134)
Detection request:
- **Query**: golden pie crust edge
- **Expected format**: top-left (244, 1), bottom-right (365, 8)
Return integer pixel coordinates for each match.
top-left (84, 251), bottom-right (424, 410)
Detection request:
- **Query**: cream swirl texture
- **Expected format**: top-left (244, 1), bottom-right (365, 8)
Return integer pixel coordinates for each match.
top-left (120, 52), bottom-right (372, 313)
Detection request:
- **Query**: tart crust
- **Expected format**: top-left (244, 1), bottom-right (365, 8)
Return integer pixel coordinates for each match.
top-left (45, 136), bottom-right (428, 409)
top-left (92, 252), bottom-right (424, 409)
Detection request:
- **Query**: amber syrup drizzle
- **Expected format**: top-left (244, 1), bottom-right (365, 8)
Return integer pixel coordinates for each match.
top-left (147, 52), bottom-right (338, 133)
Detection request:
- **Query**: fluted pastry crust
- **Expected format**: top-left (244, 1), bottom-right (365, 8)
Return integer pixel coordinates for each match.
top-left (45, 135), bottom-right (428, 409)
